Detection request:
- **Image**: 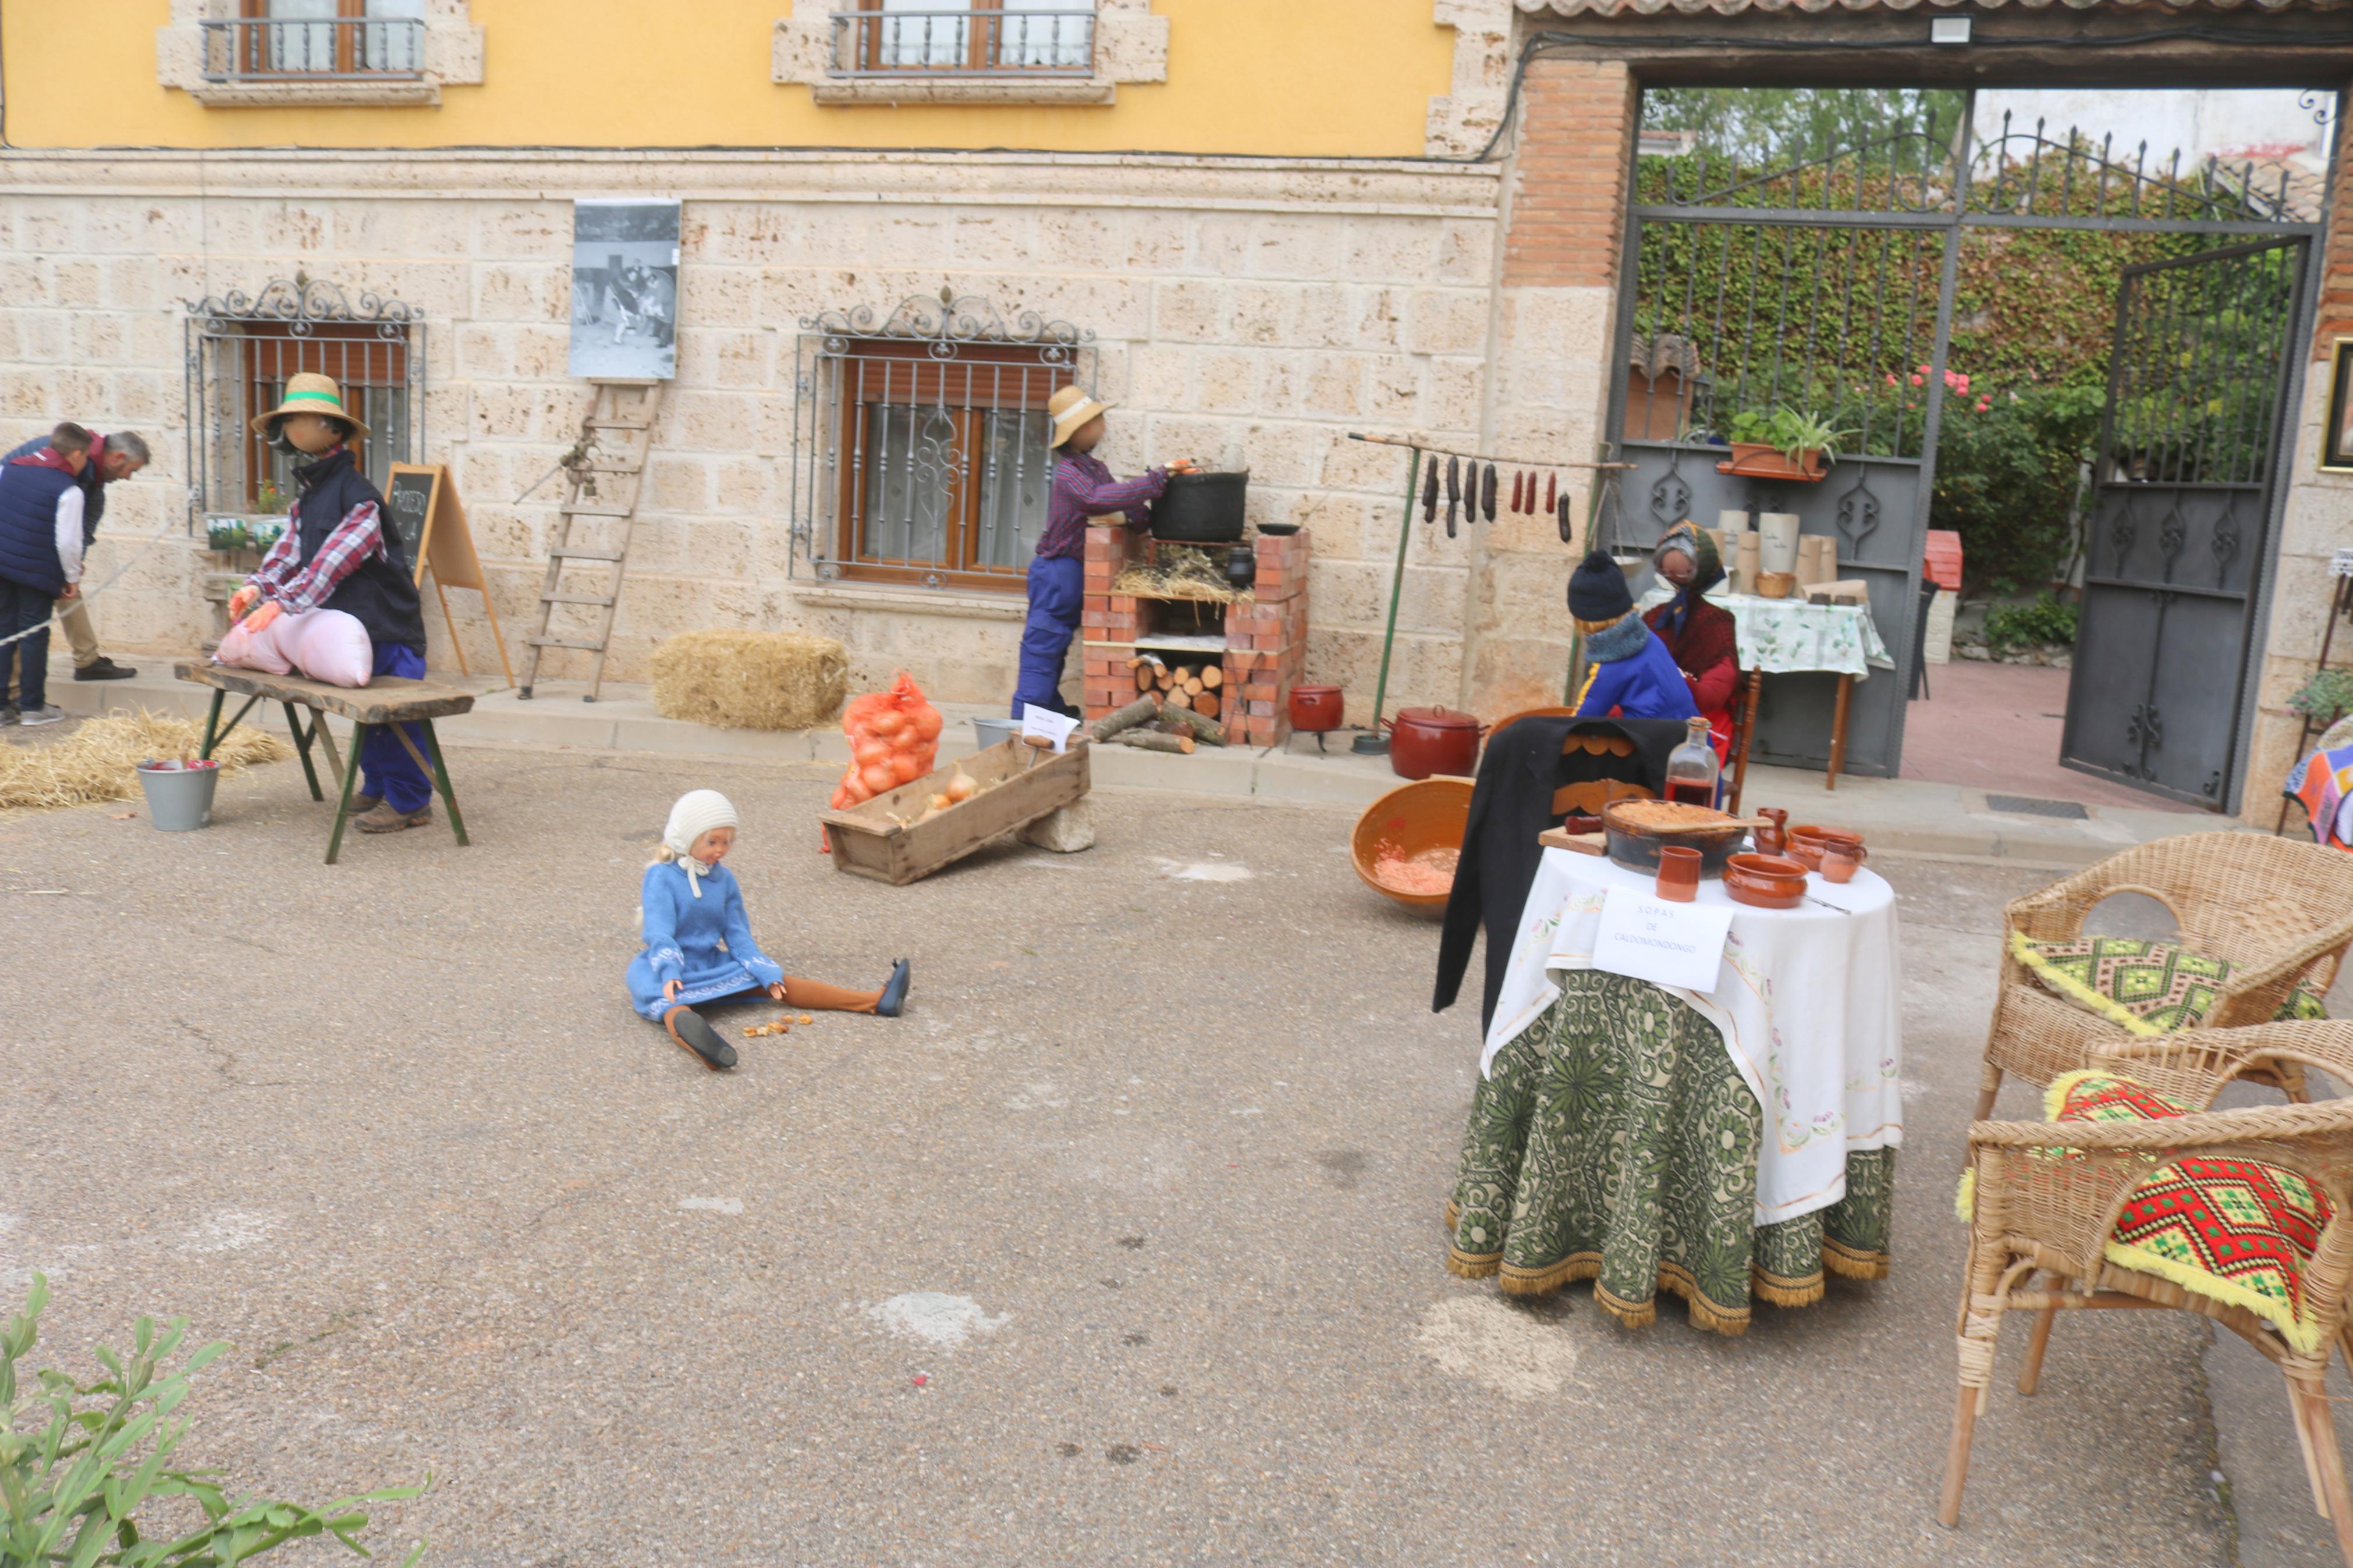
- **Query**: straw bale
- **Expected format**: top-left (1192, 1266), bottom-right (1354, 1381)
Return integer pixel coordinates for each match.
top-left (651, 630), bottom-right (848, 731)
top-left (0, 709), bottom-right (290, 812)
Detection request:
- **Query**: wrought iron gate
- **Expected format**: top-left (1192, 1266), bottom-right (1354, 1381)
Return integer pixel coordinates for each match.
top-left (2063, 240), bottom-right (2309, 805)
top-left (1608, 94), bottom-right (2319, 803)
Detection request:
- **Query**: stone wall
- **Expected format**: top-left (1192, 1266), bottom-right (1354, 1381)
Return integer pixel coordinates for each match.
top-left (0, 149), bottom-right (1502, 711)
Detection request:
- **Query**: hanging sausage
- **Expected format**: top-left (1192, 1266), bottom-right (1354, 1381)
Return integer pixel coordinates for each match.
top-left (1545, 472), bottom-right (1557, 514)
top-left (1421, 457), bottom-right (1439, 525)
top-left (1510, 470), bottom-right (1525, 516)
top-left (1556, 485), bottom-right (1572, 544)
top-left (1480, 464), bottom-right (1497, 523)
top-left (1444, 456), bottom-right (1460, 539)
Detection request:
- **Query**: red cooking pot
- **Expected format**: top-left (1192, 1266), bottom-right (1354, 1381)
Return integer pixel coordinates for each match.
top-left (1289, 684), bottom-right (1344, 733)
top-left (1385, 707), bottom-right (1484, 781)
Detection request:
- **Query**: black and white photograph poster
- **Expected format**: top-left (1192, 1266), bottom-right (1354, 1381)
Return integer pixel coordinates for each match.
top-left (569, 198), bottom-right (680, 380)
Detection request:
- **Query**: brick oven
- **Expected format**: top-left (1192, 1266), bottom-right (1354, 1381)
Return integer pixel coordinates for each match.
top-left (1079, 524), bottom-right (1310, 748)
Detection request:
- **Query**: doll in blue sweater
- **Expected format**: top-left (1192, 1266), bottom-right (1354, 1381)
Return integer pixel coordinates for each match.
top-left (628, 790), bottom-right (911, 1071)
top-left (1567, 549), bottom-right (1700, 723)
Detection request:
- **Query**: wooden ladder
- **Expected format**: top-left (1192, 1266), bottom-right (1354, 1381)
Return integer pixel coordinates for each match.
top-left (517, 380), bottom-right (662, 703)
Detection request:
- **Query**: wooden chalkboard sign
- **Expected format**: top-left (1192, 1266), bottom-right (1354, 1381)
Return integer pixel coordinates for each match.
top-left (385, 463), bottom-right (514, 687)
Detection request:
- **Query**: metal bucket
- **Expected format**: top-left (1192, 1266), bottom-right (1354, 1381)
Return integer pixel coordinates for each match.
top-left (973, 716), bottom-right (1021, 752)
top-left (136, 762), bottom-right (219, 832)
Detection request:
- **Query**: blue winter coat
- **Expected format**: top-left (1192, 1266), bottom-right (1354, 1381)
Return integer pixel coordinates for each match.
top-left (1574, 625), bottom-right (1701, 724)
top-left (625, 859), bottom-right (785, 1021)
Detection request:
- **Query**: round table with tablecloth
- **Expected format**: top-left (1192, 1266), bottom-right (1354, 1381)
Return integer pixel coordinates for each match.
top-left (1443, 846), bottom-right (1905, 1334)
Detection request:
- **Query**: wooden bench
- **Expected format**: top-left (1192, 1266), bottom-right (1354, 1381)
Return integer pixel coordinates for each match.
top-left (174, 661), bottom-right (477, 863)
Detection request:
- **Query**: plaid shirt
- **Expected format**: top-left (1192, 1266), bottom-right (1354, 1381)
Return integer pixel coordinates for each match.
top-left (1034, 451), bottom-right (1166, 561)
top-left (245, 449), bottom-right (386, 615)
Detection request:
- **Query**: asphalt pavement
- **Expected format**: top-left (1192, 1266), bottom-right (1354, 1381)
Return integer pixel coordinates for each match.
top-left (0, 745), bottom-right (2336, 1566)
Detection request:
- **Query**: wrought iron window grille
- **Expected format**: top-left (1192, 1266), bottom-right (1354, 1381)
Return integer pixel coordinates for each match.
top-left (790, 292), bottom-right (1093, 592)
top-left (199, 16), bottom-right (425, 81)
top-left (183, 276), bottom-right (424, 531)
top-left (828, 6), bottom-right (1096, 77)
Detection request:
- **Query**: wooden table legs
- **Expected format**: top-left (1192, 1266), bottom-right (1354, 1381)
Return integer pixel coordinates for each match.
top-left (1826, 673), bottom-right (1853, 792)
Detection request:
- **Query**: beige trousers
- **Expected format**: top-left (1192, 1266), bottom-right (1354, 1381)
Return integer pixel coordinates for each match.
top-left (5, 596), bottom-right (99, 702)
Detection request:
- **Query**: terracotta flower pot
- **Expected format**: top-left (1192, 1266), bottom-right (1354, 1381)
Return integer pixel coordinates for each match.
top-left (1716, 443), bottom-right (1827, 483)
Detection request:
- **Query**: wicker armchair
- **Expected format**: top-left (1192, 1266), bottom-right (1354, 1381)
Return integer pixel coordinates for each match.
top-left (1941, 1021), bottom-right (2353, 1565)
top-left (1975, 831), bottom-right (2353, 1121)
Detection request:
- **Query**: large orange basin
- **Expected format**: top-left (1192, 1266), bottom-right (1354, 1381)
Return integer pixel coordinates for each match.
top-left (1351, 776), bottom-right (1473, 912)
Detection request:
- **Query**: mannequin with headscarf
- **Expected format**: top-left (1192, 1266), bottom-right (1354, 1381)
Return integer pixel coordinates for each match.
top-left (1642, 522), bottom-right (1740, 760)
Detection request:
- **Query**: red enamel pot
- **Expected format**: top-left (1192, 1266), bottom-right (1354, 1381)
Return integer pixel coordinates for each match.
top-left (1384, 707), bottom-right (1485, 781)
top-left (1289, 684), bottom-right (1344, 733)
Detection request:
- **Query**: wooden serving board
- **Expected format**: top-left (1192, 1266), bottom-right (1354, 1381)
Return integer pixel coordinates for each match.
top-left (819, 736), bottom-right (1090, 886)
top-left (1537, 827), bottom-right (1608, 856)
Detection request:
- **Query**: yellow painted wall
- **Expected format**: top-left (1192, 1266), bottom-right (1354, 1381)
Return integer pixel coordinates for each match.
top-left (2, 1), bottom-right (1454, 155)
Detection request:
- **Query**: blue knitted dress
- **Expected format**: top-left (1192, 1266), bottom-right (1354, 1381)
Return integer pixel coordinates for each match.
top-left (625, 858), bottom-right (786, 1021)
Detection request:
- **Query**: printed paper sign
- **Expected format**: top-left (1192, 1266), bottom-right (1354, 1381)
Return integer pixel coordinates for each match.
top-left (1021, 703), bottom-right (1081, 755)
top-left (2334, 546), bottom-right (2353, 579)
top-left (1592, 888), bottom-right (1735, 993)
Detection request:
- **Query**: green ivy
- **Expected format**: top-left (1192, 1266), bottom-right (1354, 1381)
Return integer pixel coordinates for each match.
top-left (1985, 593), bottom-right (2080, 650)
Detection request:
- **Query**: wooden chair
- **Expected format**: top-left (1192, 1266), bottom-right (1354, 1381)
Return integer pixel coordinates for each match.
top-left (1942, 1021), bottom-right (2353, 1565)
top-left (1974, 832), bottom-right (2353, 1121)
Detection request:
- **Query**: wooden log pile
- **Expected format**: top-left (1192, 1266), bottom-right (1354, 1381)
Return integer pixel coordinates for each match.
top-left (1128, 655), bottom-right (1225, 723)
top-left (1089, 683), bottom-right (1230, 754)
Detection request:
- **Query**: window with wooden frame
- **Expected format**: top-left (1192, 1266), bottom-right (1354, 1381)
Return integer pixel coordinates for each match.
top-left (838, 0), bottom-right (1095, 77)
top-left (829, 340), bottom-right (1061, 591)
top-left (234, 0), bottom-right (425, 77)
top-left (237, 325), bottom-right (411, 512)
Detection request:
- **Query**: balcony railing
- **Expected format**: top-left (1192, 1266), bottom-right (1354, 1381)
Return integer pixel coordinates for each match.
top-left (199, 16), bottom-right (425, 81)
top-left (828, 8), bottom-right (1095, 77)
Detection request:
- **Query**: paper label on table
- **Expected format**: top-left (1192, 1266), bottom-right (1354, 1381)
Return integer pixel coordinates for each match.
top-left (1592, 888), bottom-right (1735, 993)
top-left (1020, 703), bottom-right (1080, 755)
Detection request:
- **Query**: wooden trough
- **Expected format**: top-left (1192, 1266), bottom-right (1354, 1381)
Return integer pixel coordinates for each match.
top-left (819, 735), bottom-right (1091, 886)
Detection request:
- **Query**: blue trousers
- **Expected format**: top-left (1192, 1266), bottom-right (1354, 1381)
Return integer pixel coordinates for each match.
top-left (361, 641), bottom-right (434, 813)
top-left (0, 579), bottom-right (51, 710)
top-left (1012, 553), bottom-right (1082, 718)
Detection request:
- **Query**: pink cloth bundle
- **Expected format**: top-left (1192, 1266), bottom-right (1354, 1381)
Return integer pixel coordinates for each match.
top-left (213, 607), bottom-right (374, 687)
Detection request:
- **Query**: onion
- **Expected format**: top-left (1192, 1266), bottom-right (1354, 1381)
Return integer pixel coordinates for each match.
top-left (888, 751), bottom-right (928, 785)
top-left (868, 709), bottom-right (907, 738)
top-left (853, 737), bottom-right (893, 767)
top-left (945, 767), bottom-right (979, 803)
top-left (909, 706), bottom-right (944, 742)
top-left (860, 762), bottom-right (897, 795)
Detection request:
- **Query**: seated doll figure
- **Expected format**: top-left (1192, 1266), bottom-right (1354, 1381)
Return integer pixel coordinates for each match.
top-left (1568, 549), bottom-right (1699, 724)
top-left (629, 790), bottom-right (911, 1071)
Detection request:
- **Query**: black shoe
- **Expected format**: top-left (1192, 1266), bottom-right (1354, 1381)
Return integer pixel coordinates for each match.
top-left (875, 958), bottom-right (911, 1018)
top-left (73, 658), bottom-right (137, 681)
top-left (665, 1006), bottom-right (737, 1071)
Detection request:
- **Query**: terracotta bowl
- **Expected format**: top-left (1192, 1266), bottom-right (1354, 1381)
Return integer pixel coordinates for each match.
top-left (1351, 777), bottom-right (1472, 913)
top-left (1724, 851), bottom-right (1808, 909)
top-left (1786, 825), bottom-right (1866, 873)
top-left (1755, 571), bottom-right (1798, 600)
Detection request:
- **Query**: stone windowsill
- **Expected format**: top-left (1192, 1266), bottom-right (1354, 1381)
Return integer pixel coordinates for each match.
top-left (187, 76), bottom-right (441, 108)
top-left (810, 74), bottom-right (1115, 107)
top-left (792, 582), bottom-right (1027, 621)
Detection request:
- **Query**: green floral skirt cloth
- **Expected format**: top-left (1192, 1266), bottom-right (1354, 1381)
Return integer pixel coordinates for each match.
top-left (1446, 971), bottom-right (1895, 1335)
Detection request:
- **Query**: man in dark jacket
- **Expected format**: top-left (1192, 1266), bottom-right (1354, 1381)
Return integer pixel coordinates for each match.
top-left (2, 427), bottom-right (147, 689)
top-left (0, 422), bottom-right (95, 726)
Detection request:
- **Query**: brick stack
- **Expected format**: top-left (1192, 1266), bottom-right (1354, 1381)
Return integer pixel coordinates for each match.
top-left (1220, 529), bottom-right (1309, 748)
top-left (1077, 525), bottom-right (1313, 749)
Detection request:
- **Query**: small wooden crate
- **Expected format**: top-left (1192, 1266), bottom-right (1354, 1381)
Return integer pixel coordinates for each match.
top-left (819, 736), bottom-right (1091, 886)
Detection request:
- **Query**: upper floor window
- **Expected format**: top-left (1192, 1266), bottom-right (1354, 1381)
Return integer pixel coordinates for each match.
top-left (205, 0), bottom-right (426, 83)
top-left (831, 1), bottom-right (1095, 78)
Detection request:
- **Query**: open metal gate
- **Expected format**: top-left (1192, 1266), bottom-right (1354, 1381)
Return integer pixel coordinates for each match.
top-left (1608, 94), bottom-right (2319, 803)
top-left (2063, 240), bottom-right (2309, 806)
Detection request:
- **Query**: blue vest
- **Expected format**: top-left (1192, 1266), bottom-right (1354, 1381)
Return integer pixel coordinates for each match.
top-left (1, 437), bottom-right (101, 540)
top-left (0, 462), bottom-right (77, 596)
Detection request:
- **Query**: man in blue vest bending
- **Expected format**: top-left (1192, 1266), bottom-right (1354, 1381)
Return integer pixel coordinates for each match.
top-left (1, 426), bottom-right (148, 687)
top-left (0, 422), bottom-right (94, 727)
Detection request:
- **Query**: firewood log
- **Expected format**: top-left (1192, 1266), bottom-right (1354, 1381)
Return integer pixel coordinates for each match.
top-left (1182, 675), bottom-right (1204, 696)
top-left (1199, 665), bottom-right (1223, 690)
top-left (1133, 661), bottom-right (1158, 694)
top-left (1166, 688), bottom-right (1194, 711)
top-left (1116, 729), bottom-right (1195, 755)
top-left (1194, 689), bottom-right (1221, 721)
top-left (1163, 704), bottom-right (1227, 746)
top-left (1091, 696), bottom-right (1160, 741)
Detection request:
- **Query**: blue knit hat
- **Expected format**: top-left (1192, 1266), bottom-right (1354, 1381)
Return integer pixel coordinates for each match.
top-left (1567, 550), bottom-right (1633, 623)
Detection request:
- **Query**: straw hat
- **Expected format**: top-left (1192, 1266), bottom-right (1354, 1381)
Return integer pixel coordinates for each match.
top-left (249, 372), bottom-right (370, 437)
top-left (1047, 384), bottom-right (1111, 448)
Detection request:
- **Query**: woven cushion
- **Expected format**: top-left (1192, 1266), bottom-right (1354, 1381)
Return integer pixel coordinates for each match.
top-left (2048, 1070), bottom-right (2333, 1353)
top-left (2011, 933), bottom-right (2331, 1036)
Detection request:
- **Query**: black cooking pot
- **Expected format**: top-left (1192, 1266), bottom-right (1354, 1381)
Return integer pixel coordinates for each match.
top-left (1151, 470), bottom-right (1248, 543)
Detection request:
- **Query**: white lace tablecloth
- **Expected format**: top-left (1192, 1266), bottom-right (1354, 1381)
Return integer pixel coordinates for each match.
top-left (1481, 847), bottom-right (1905, 1225)
top-left (1640, 587), bottom-right (1893, 680)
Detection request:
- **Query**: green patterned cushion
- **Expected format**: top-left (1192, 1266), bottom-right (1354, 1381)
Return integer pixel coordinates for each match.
top-left (2011, 932), bottom-right (2330, 1037)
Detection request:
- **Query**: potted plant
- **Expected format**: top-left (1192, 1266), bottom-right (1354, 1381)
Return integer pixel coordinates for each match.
top-left (1719, 407), bottom-right (1855, 482)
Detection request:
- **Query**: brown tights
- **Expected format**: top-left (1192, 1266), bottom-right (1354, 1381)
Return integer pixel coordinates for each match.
top-left (775, 975), bottom-right (883, 1014)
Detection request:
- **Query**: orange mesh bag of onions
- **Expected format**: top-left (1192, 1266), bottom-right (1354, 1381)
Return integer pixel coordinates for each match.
top-left (828, 671), bottom-right (946, 812)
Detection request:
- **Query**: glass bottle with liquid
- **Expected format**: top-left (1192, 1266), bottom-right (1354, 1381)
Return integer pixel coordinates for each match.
top-left (1663, 716), bottom-right (1720, 808)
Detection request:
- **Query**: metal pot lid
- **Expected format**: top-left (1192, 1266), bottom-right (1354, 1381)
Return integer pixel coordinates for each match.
top-left (1394, 706), bottom-right (1480, 730)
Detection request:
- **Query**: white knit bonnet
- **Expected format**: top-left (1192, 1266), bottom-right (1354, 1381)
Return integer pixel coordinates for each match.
top-left (662, 790), bottom-right (739, 897)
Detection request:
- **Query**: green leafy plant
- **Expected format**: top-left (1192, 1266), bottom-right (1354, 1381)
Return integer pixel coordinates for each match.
top-left (1, 1275), bottom-right (425, 1568)
top-left (2289, 669), bottom-right (2353, 726)
top-left (1726, 406), bottom-right (1857, 466)
top-left (1983, 593), bottom-right (2078, 652)
top-left (252, 482), bottom-right (292, 517)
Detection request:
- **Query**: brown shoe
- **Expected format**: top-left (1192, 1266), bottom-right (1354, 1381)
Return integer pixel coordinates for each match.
top-left (355, 801), bottom-right (432, 833)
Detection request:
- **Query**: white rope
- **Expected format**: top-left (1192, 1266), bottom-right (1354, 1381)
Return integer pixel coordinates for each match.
top-left (0, 527), bottom-right (193, 650)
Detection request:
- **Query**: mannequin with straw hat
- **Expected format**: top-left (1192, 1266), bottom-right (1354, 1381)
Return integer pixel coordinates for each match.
top-left (1012, 385), bottom-right (1194, 719)
top-left (227, 372), bottom-right (435, 834)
